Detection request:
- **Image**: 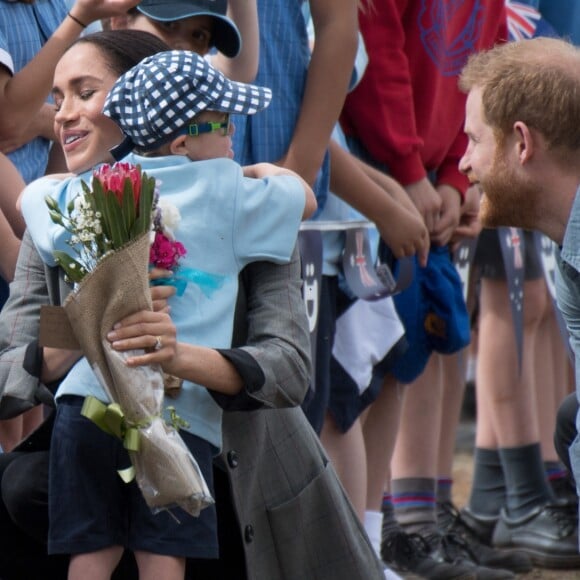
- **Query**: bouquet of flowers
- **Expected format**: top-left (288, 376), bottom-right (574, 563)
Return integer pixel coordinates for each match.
top-left (45, 162), bottom-right (213, 517)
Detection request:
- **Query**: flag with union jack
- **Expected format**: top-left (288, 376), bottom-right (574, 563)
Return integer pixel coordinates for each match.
top-left (506, 0), bottom-right (541, 40)
top-left (506, 0), bottom-right (558, 41)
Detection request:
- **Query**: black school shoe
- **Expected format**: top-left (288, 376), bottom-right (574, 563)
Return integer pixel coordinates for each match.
top-left (492, 503), bottom-right (580, 569)
top-left (437, 501), bottom-right (533, 573)
top-left (382, 530), bottom-right (515, 580)
top-left (382, 530), bottom-right (476, 580)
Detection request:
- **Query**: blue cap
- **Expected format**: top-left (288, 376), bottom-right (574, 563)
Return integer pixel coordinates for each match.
top-left (103, 50), bottom-right (272, 153)
top-left (137, 0), bottom-right (241, 57)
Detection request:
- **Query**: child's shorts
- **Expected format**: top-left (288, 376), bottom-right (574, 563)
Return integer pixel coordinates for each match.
top-left (474, 228), bottom-right (543, 281)
top-left (48, 396), bottom-right (218, 559)
top-left (303, 276), bottom-right (408, 434)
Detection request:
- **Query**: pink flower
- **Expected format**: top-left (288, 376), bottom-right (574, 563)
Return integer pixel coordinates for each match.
top-left (150, 231), bottom-right (187, 270)
top-left (94, 162), bottom-right (142, 206)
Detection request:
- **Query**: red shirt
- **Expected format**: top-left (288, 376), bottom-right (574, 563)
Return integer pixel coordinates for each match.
top-left (341, 0), bottom-right (507, 195)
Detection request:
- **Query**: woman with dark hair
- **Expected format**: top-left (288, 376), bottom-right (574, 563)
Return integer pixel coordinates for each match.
top-left (0, 29), bottom-right (383, 580)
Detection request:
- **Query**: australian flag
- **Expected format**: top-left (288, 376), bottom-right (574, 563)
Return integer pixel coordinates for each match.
top-left (506, 0), bottom-right (557, 41)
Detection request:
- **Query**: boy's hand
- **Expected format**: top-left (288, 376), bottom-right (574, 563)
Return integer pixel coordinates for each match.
top-left (430, 184), bottom-right (461, 247)
top-left (149, 268), bottom-right (176, 313)
top-left (405, 177), bottom-right (443, 234)
top-left (450, 185), bottom-right (482, 252)
top-left (376, 207), bottom-right (430, 268)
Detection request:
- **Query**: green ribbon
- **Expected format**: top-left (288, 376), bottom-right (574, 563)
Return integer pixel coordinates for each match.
top-left (166, 405), bottom-right (190, 430)
top-left (81, 396), bottom-right (142, 452)
top-left (80, 397), bottom-right (190, 484)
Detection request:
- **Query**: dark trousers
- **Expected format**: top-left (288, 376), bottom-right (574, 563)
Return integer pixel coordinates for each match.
top-left (0, 450), bottom-right (247, 579)
top-left (554, 392), bottom-right (578, 482)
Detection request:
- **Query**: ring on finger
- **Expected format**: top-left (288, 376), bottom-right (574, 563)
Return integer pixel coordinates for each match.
top-left (153, 336), bottom-right (163, 351)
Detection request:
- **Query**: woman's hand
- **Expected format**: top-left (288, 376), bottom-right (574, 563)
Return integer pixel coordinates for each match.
top-left (107, 309), bottom-right (177, 369)
top-left (106, 269), bottom-right (177, 367)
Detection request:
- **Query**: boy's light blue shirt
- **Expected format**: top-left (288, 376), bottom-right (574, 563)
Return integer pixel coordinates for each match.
top-left (21, 155), bottom-right (305, 450)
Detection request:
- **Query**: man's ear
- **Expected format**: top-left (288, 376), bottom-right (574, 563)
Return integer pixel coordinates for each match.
top-left (169, 135), bottom-right (189, 156)
top-left (513, 121), bottom-right (534, 165)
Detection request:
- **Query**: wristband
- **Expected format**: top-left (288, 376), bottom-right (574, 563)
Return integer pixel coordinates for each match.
top-left (67, 11), bottom-right (87, 29)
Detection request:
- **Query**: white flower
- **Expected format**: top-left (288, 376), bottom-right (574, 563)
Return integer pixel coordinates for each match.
top-left (157, 198), bottom-right (181, 241)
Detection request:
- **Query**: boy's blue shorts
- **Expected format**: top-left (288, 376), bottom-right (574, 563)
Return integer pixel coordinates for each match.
top-left (48, 396), bottom-right (218, 559)
top-left (390, 245), bottom-right (471, 384)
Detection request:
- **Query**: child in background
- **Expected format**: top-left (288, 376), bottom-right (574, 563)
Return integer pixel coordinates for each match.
top-left (108, 0), bottom-right (258, 82)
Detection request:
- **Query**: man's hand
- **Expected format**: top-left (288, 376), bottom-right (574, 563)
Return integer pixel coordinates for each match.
top-left (405, 177), bottom-right (443, 233)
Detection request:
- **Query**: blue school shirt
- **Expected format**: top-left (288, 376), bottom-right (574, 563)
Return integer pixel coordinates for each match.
top-left (231, 0), bottom-right (329, 215)
top-left (0, 0), bottom-right (66, 183)
top-left (21, 155), bottom-right (305, 450)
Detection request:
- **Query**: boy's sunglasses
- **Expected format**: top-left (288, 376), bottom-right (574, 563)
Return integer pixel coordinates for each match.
top-left (185, 114), bottom-right (231, 137)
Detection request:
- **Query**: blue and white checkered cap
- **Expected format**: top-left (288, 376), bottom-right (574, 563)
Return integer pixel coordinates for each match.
top-left (103, 50), bottom-right (272, 152)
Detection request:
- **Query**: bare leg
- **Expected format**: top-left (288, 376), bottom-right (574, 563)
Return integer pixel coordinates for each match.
top-left (437, 350), bottom-right (469, 482)
top-left (391, 355), bottom-right (443, 479)
top-left (135, 552), bottom-right (185, 580)
top-left (320, 412), bottom-right (367, 521)
top-left (475, 278), bottom-right (544, 449)
top-left (68, 546), bottom-right (124, 580)
top-left (362, 374), bottom-right (404, 511)
top-left (0, 416), bottom-right (23, 452)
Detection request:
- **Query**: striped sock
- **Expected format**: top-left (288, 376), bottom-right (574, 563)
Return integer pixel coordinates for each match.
top-left (381, 494), bottom-right (402, 537)
top-left (437, 477), bottom-right (453, 505)
top-left (392, 477), bottom-right (437, 535)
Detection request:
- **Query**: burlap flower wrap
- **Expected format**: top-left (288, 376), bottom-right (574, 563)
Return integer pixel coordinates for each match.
top-left (63, 231), bottom-right (214, 516)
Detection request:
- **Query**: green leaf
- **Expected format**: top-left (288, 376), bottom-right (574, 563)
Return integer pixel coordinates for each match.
top-left (122, 178), bottom-right (136, 236)
top-left (53, 251), bottom-right (87, 284)
top-left (132, 172), bottom-right (154, 237)
top-left (105, 192), bottom-right (127, 248)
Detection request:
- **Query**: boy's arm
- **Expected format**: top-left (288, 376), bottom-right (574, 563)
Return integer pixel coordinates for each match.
top-left (0, 0), bottom-right (141, 144)
top-left (212, 0), bottom-right (259, 83)
top-left (328, 139), bottom-right (429, 266)
top-left (243, 162), bottom-right (317, 218)
top-left (280, 0), bottom-right (358, 186)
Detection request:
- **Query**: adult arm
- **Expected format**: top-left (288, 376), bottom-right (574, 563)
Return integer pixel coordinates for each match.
top-left (212, 0), bottom-right (259, 82)
top-left (280, 0), bottom-right (358, 185)
top-left (109, 245), bottom-right (311, 410)
top-left (0, 210), bottom-right (20, 282)
top-left (0, 0), bottom-right (141, 144)
top-left (0, 153), bottom-right (26, 238)
top-left (0, 231), bottom-right (77, 418)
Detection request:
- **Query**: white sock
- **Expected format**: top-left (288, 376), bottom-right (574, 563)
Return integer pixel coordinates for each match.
top-left (364, 510), bottom-right (384, 556)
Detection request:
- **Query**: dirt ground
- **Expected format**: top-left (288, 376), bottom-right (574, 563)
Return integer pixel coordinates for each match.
top-left (444, 430), bottom-right (580, 580)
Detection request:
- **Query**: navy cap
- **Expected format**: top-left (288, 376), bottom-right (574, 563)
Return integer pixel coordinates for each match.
top-left (137, 0), bottom-right (241, 57)
top-left (103, 50), bottom-right (271, 154)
